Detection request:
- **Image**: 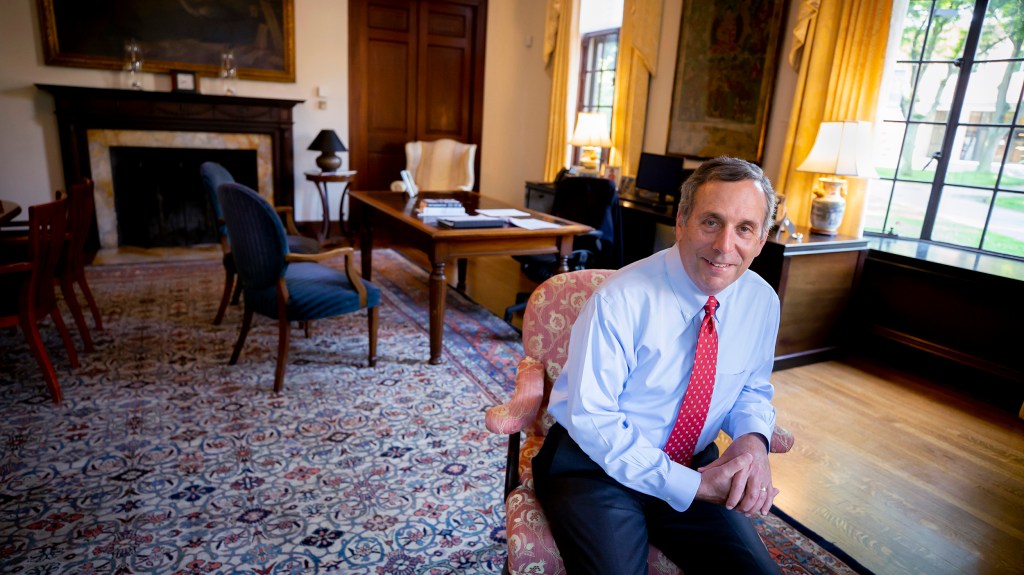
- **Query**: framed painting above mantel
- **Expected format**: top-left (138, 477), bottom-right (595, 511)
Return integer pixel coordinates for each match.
top-left (666, 0), bottom-right (787, 164)
top-left (37, 0), bottom-right (295, 83)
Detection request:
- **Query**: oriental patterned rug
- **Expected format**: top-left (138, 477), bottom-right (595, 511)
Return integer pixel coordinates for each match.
top-left (0, 249), bottom-right (868, 574)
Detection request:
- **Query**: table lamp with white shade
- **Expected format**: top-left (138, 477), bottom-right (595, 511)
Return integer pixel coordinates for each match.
top-left (569, 112), bottom-right (612, 173)
top-left (796, 120), bottom-right (877, 236)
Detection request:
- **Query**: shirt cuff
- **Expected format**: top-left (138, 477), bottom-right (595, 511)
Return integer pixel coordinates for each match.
top-left (729, 418), bottom-right (774, 452)
top-left (662, 463), bottom-right (701, 512)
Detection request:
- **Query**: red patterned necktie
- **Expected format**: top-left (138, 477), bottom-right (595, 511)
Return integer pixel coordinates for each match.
top-left (664, 296), bottom-right (719, 466)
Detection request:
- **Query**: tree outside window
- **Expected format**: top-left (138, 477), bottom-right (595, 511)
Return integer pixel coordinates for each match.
top-left (867, 0), bottom-right (1024, 259)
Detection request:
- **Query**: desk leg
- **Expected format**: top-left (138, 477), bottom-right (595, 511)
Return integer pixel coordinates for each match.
top-left (360, 221), bottom-right (373, 281)
top-left (315, 181), bottom-right (330, 244)
top-left (429, 259), bottom-right (447, 364)
top-left (556, 235), bottom-right (573, 274)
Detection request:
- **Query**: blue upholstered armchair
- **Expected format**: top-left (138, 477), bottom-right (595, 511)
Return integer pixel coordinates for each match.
top-left (200, 162), bottom-right (320, 325)
top-left (217, 182), bottom-right (382, 392)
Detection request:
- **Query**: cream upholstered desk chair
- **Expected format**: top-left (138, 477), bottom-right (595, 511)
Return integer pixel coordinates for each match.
top-left (390, 138), bottom-right (477, 192)
top-left (389, 138), bottom-right (478, 287)
top-left (485, 269), bottom-right (796, 574)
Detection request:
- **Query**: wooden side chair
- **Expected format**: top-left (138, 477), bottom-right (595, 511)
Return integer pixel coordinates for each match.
top-left (0, 199), bottom-right (77, 403)
top-left (217, 182), bottom-right (381, 392)
top-left (55, 178), bottom-right (103, 352)
top-left (4, 179), bottom-right (104, 353)
top-left (485, 269), bottom-right (795, 573)
top-left (200, 162), bottom-right (320, 325)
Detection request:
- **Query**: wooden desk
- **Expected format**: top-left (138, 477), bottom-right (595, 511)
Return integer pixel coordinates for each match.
top-left (749, 227), bottom-right (868, 369)
top-left (0, 199), bottom-right (22, 225)
top-left (305, 171), bottom-right (356, 244)
top-left (350, 190), bottom-right (593, 364)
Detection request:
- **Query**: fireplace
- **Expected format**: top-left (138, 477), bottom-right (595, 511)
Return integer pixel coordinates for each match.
top-left (87, 128), bottom-right (270, 249)
top-left (37, 84), bottom-right (303, 250)
top-left (111, 146), bottom-right (258, 248)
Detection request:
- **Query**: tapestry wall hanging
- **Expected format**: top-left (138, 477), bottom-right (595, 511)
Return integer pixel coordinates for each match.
top-left (667, 0), bottom-right (787, 164)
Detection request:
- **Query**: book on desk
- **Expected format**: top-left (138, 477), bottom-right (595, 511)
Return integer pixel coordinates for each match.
top-left (436, 215), bottom-right (506, 229)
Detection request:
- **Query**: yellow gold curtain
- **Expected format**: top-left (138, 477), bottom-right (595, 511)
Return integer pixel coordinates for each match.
top-left (610, 0), bottom-right (662, 177)
top-left (542, 0), bottom-right (580, 181)
top-left (776, 0), bottom-right (893, 237)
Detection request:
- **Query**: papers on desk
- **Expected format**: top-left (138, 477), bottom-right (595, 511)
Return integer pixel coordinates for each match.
top-left (476, 208), bottom-right (530, 217)
top-left (508, 218), bottom-right (562, 230)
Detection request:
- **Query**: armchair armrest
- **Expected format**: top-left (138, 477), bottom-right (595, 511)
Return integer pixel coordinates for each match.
top-left (274, 206), bottom-right (302, 236)
top-left (770, 425), bottom-right (794, 454)
top-left (286, 246), bottom-right (352, 264)
top-left (285, 246), bottom-right (369, 308)
top-left (485, 356), bottom-right (545, 435)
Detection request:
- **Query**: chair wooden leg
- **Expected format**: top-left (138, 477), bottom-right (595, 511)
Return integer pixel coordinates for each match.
top-left (367, 306), bottom-right (379, 367)
top-left (75, 272), bottom-right (103, 330)
top-left (50, 307), bottom-right (79, 369)
top-left (456, 258), bottom-right (468, 291)
top-left (230, 278), bottom-right (243, 305)
top-left (19, 311), bottom-right (62, 404)
top-left (214, 267), bottom-right (234, 325)
top-left (229, 305), bottom-right (254, 365)
top-left (274, 314), bottom-right (290, 393)
top-left (59, 277), bottom-right (94, 352)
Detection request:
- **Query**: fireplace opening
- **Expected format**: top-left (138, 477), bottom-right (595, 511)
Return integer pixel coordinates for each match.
top-left (111, 147), bottom-right (258, 248)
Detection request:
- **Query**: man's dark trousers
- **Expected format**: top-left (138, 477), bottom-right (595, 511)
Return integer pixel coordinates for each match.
top-left (533, 423), bottom-right (782, 575)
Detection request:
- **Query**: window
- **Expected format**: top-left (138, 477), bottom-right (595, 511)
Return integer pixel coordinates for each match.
top-left (573, 28), bottom-right (618, 166)
top-left (578, 29), bottom-right (618, 120)
top-left (866, 0), bottom-right (1024, 259)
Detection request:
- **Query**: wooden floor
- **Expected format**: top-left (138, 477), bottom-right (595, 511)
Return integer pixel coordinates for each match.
top-left (451, 253), bottom-right (1024, 575)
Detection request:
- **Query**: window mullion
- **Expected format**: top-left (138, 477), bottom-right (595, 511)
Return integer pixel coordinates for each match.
top-left (920, 0), bottom-right (989, 239)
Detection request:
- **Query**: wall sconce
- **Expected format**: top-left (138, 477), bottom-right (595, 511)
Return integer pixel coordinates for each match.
top-left (308, 130), bottom-right (347, 172)
top-left (796, 121), bottom-right (876, 236)
top-left (569, 112), bottom-right (612, 173)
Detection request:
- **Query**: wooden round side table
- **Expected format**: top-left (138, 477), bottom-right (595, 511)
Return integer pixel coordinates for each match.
top-left (304, 170), bottom-right (356, 244)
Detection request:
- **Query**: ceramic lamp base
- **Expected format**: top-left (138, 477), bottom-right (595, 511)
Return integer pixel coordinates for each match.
top-left (316, 153), bottom-right (342, 172)
top-left (809, 177), bottom-right (847, 236)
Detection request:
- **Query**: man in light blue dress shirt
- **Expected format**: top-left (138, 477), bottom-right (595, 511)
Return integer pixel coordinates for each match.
top-left (534, 156), bottom-right (783, 574)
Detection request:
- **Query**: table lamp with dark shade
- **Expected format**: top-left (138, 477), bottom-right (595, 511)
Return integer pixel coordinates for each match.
top-left (308, 130), bottom-right (347, 172)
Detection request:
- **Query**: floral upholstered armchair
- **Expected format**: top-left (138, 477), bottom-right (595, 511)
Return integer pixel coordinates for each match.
top-left (484, 269), bottom-right (795, 574)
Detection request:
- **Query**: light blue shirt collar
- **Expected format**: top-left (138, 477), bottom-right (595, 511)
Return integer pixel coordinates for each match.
top-left (663, 243), bottom-right (737, 327)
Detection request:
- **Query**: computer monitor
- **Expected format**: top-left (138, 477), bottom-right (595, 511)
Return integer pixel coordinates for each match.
top-left (635, 153), bottom-right (685, 203)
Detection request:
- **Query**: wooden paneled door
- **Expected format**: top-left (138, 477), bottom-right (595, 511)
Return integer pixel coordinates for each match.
top-left (349, 0), bottom-right (487, 191)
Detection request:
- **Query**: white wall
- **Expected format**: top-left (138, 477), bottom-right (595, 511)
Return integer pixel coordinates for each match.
top-left (479, 0), bottom-right (552, 208)
top-left (0, 0), bottom-right (795, 221)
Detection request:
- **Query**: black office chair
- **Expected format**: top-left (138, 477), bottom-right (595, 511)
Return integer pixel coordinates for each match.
top-left (504, 177), bottom-right (623, 322)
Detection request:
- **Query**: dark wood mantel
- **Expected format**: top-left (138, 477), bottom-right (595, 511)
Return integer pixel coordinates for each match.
top-left (36, 84), bottom-right (304, 208)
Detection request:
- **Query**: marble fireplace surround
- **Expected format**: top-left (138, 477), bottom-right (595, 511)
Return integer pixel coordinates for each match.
top-left (37, 84), bottom-right (303, 249)
top-left (88, 130), bottom-right (271, 249)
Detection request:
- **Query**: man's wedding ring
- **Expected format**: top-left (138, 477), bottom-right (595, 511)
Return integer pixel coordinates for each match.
top-left (759, 487), bottom-right (768, 492)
